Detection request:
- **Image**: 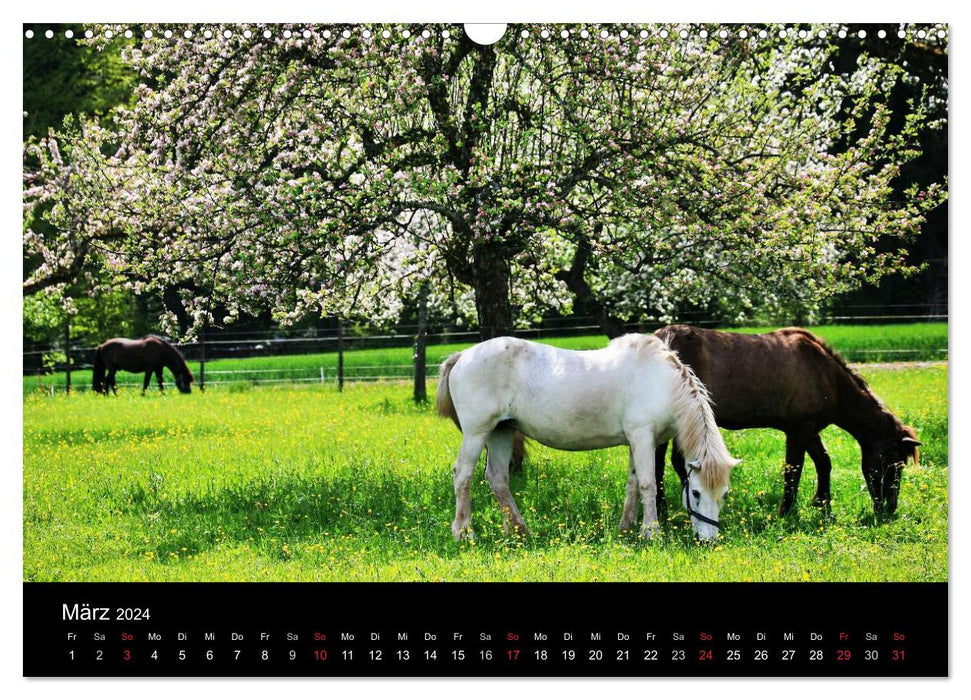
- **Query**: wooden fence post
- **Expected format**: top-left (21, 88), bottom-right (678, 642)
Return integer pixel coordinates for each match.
top-left (337, 316), bottom-right (344, 392)
top-left (413, 283), bottom-right (428, 404)
top-left (64, 320), bottom-right (71, 395)
top-left (199, 324), bottom-right (206, 392)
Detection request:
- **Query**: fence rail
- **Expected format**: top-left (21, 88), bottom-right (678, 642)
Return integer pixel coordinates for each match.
top-left (22, 311), bottom-right (949, 393)
top-left (20, 314), bottom-right (950, 363)
top-left (24, 351), bottom-right (949, 394)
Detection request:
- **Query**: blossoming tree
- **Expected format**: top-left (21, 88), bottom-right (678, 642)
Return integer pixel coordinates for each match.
top-left (24, 24), bottom-right (946, 338)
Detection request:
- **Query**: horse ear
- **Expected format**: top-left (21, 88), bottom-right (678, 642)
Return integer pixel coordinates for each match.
top-left (731, 458), bottom-right (742, 469)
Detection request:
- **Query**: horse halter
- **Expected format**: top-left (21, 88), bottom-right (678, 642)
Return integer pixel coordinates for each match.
top-left (681, 465), bottom-right (721, 529)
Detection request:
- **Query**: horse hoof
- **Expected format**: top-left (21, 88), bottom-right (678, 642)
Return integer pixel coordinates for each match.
top-left (639, 526), bottom-right (659, 541)
top-left (452, 523), bottom-right (474, 541)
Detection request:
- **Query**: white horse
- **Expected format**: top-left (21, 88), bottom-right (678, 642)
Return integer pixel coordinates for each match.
top-left (436, 334), bottom-right (739, 541)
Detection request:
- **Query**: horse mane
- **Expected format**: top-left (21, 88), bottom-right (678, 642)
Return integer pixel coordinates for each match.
top-left (147, 335), bottom-right (194, 379)
top-left (786, 328), bottom-right (920, 462)
top-left (778, 328), bottom-right (907, 434)
top-left (657, 337), bottom-right (734, 490)
top-left (778, 328), bottom-right (875, 391)
top-left (612, 334), bottom-right (733, 489)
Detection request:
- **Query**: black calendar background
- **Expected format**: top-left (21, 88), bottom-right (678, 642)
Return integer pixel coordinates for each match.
top-left (24, 582), bottom-right (947, 677)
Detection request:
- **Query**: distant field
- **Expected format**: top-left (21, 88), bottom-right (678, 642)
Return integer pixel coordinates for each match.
top-left (23, 363), bottom-right (947, 582)
top-left (24, 322), bottom-right (948, 393)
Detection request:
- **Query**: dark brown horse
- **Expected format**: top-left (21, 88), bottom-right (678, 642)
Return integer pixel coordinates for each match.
top-left (653, 325), bottom-right (921, 517)
top-left (93, 336), bottom-right (194, 395)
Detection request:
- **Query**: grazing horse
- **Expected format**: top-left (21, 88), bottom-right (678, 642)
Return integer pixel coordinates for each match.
top-left (436, 334), bottom-right (740, 541)
top-left (93, 336), bottom-right (194, 395)
top-left (653, 325), bottom-right (921, 517)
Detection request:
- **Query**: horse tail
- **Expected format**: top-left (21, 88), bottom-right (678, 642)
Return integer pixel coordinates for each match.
top-left (92, 346), bottom-right (106, 394)
top-left (435, 352), bottom-right (463, 430)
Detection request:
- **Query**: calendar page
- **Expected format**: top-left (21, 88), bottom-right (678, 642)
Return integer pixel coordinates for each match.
top-left (21, 22), bottom-right (948, 677)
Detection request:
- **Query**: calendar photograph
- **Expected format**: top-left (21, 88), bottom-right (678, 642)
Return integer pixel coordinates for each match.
top-left (23, 22), bottom-right (947, 594)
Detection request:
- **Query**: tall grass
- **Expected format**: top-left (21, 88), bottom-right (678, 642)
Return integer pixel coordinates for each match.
top-left (23, 364), bottom-right (947, 582)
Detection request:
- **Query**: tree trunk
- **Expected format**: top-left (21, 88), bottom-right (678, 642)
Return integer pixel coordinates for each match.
top-left (556, 236), bottom-right (628, 339)
top-left (162, 285), bottom-right (193, 336)
top-left (472, 247), bottom-right (514, 340)
top-left (471, 247), bottom-right (523, 470)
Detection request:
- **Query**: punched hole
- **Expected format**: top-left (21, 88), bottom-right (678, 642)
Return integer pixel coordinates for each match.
top-left (464, 24), bottom-right (506, 45)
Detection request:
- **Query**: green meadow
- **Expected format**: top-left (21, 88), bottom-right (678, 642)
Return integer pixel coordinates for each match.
top-left (23, 361), bottom-right (948, 583)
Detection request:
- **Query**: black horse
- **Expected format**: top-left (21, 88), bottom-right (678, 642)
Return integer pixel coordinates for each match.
top-left (93, 336), bottom-right (194, 395)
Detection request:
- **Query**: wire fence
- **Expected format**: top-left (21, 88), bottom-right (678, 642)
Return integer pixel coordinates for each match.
top-left (22, 308), bottom-right (949, 393)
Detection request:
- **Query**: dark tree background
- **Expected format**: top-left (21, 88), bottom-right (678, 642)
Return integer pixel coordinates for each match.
top-left (831, 27), bottom-right (948, 314)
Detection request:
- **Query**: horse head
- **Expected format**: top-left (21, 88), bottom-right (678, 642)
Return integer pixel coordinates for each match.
top-left (864, 424), bottom-right (921, 516)
top-left (680, 457), bottom-right (739, 541)
top-left (175, 370), bottom-right (194, 394)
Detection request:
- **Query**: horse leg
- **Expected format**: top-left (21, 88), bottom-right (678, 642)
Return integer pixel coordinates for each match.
top-left (451, 432), bottom-right (489, 541)
top-left (654, 441), bottom-right (669, 523)
top-left (781, 431), bottom-right (808, 516)
top-left (485, 427), bottom-right (529, 536)
top-left (619, 449), bottom-right (640, 532)
top-left (108, 370), bottom-right (118, 396)
top-left (805, 434), bottom-right (833, 509)
top-left (156, 368), bottom-right (164, 392)
top-left (142, 371), bottom-right (151, 395)
top-left (628, 432), bottom-right (659, 540)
